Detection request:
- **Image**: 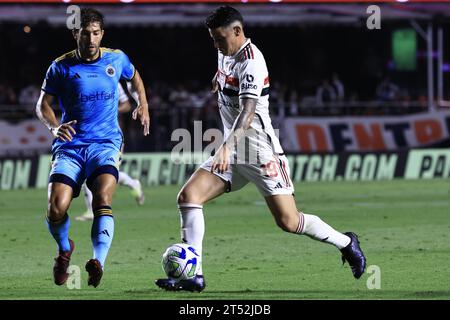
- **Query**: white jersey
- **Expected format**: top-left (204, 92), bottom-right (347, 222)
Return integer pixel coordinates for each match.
top-left (216, 38), bottom-right (284, 158)
top-left (118, 83), bottom-right (129, 103)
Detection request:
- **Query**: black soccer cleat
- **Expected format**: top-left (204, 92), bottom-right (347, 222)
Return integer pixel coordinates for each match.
top-left (85, 258), bottom-right (103, 288)
top-left (340, 232), bottom-right (366, 279)
top-left (53, 239), bottom-right (75, 286)
top-left (155, 275), bottom-right (206, 292)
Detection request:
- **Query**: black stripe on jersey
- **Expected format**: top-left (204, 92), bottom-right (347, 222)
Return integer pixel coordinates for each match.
top-left (255, 113), bottom-right (265, 130)
top-left (279, 158), bottom-right (290, 187)
top-left (239, 92), bottom-right (258, 97)
top-left (246, 47), bottom-right (251, 60)
top-left (261, 87), bottom-right (270, 96)
top-left (255, 113), bottom-right (277, 154)
top-left (243, 45), bottom-right (254, 60)
top-left (238, 88), bottom-right (269, 97)
top-left (222, 87), bottom-right (239, 97)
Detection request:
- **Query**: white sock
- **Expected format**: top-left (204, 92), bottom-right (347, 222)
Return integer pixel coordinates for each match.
top-left (297, 212), bottom-right (350, 249)
top-left (83, 184), bottom-right (93, 213)
top-left (179, 203), bottom-right (205, 276)
top-left (118, 171), bottom-right (139, 189)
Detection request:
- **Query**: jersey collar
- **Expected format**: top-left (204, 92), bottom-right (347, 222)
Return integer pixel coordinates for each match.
top-left (75, 48), bottom-right (102, 64)
top-left (231, 38), bottom-right (251, 59)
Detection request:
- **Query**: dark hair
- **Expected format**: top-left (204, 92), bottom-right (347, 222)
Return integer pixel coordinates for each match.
top-left (204, 6), bottom-right (244, 29)
top-left (81, 8), bottom-right (104, 29)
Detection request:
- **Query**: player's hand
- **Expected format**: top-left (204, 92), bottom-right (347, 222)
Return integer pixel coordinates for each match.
top-left (211, 143), bottom-right (231, 174)
top-left (51, 120), bottom-right (77, 142)
top-left (132, 104), bottom-right (150, 136)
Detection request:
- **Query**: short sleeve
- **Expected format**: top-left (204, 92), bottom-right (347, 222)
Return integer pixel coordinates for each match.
top-left (41, 62), bottom-right (61, 96)
top-left (238, 58), bottom-right (265, 99)
top-left (119, 51), bottom-right (136, 81)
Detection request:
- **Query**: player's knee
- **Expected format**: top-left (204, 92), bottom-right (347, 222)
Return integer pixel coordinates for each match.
top-left (177, 189), bottom-right (201, 205)
top-left (47, 200), bottom-right (68, 220)
top-left (92, 191), bottom-right (112, 207)
top-left (275, 215), bottom-right (298, 233)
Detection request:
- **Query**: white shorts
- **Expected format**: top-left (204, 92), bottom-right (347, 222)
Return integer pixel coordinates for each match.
top-left (199, 154), bottom-right (294, 197)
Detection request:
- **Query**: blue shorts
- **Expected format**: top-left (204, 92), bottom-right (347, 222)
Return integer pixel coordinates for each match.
top-left (49, 142), bottom-right (121, 197)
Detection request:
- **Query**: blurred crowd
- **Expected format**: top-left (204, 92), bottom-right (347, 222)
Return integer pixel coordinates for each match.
top-left (0, 74), bottom-right (426, 116)
top-left (0, 77), bottom-right (429, 152)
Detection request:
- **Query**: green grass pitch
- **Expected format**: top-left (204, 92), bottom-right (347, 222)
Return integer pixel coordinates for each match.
top-left (1, 179), bottom-right (449, 300)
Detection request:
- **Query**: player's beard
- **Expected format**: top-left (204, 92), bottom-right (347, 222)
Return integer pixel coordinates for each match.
top-left (80, 43), bottom-right (99, 60)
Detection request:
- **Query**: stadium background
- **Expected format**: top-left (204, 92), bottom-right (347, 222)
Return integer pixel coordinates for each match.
top-left (1, 0), bottom-right (450, 302)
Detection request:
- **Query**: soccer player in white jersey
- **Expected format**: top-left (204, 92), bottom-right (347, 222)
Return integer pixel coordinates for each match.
top-left (76, 83), bottom-right (145, 222)
top-left (156, 6), bottom-right (366, 292)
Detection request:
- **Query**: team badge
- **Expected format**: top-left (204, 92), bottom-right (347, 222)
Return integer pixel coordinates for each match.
top-left (105, 65), bottom-right (116, 77)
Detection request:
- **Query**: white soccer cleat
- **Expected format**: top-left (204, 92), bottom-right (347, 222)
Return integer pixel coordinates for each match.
top-left (75, 210), bottom-right (94, 221)
top-left (131, 180), bottom-right (145, 206)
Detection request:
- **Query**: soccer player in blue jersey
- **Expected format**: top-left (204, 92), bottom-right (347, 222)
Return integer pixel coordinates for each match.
top-left (35, 8), bottom-right (150, 288)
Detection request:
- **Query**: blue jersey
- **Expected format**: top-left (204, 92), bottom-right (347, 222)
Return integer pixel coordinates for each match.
top-left (42, 48), bottom-right (135, 153)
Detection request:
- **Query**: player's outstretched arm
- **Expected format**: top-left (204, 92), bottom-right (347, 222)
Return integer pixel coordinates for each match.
top-left (129, 69), bottom-right (150, 136)
top-left (211, 98), bottom-right (257, 173)
top-left (36, 91), bottom-right (77, 142)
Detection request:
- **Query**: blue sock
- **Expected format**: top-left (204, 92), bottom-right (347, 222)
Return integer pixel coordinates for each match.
top-left (91, 207), bottom-right (115, 268)
top-left (46, 214), bottom-right (71, 253)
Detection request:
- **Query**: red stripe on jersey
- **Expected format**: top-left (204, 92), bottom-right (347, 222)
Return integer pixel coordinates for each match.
top-left (225, 76), bottom-right (239, 87)
top-left (279, 160), bottom-right (289, 187)
top-left (273, 156), bottom-right (288, 187)
top-left (281, 159), bottom-right (291, 187)
top-left (264, 77), bottom-right (270, 85)
top-left (241, 45), bottom-right (254, 61)
top-left (274, 155), bottom-right (289, 188)
top-left (242, 48), bottom-right (248, 60)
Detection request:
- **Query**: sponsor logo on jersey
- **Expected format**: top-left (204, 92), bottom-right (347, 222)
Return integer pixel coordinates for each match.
top-left (68, 91), bottom-right (116, 103)
top-left (241, 83), bottom-right (257, 90)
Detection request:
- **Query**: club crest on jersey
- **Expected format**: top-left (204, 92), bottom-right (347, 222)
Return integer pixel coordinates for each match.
top-left (105, 65), bottom-right (116, 77)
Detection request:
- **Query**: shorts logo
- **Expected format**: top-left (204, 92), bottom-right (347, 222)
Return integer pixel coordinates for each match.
top-left (246, 74), bottom-right (254, 82)
top-left (106, 65), bottom-right (116, 77)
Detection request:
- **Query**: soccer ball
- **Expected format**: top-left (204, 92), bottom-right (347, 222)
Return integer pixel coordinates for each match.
top-left (162, 243), bottom-right (200, 281)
